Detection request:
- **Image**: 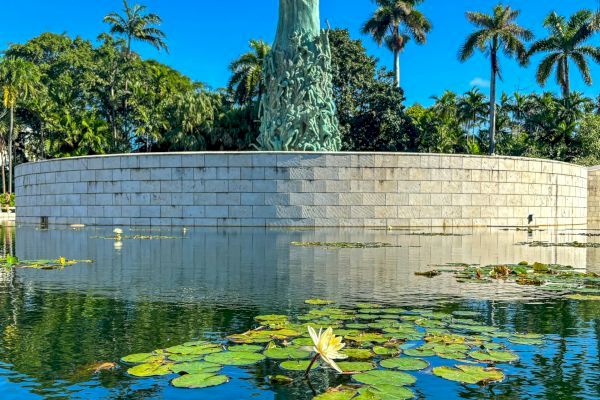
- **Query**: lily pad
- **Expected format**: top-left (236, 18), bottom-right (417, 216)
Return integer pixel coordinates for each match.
top-left (204, 351), bottom-right (266, 366)
top-left (342, 348), bottom-right (375, 359)
top-left (432, 365), bottom-right (504, 385)
top-left (337, 361), bottom-right (376, 372)
top-left (469, 350), bottom-right (519, 363)
top-left (353, 370), bottom-right (417, 386)
top-left (359, 384), bottom-right (415, 400)
top-left (373, 346), bottom-right (400, 356)
top-left (171, 373), bottom-right (229, 389)
top-left (167, 354), bottom-right (204, 362)
top-left (255, 314), bottom-right (289, 324)
top-left (305, 299), bottom-right (335, 305)
top-left (121, 353), bottom-right (164, 364)
top-left (263, 347), bottom-right (311, 360)
top-left (345, 333), bottom-right (388, 343)
top-left (380, 357), bottom-right (429, 371)
top-left (169, 361), bottom-right (222, 374)
top-left (403, 348), bottom-right (435, 357)
top-left (293, 337), bottom-right (316, 346)
top-left (280, 360), bottom-right (318, 371)
top-left (166, 344), bottom-right (222, 356)
top-left (565, 294), bottom-right (600, 301)
top-left (127, 363), bottom-right (173, 377)
top-left (313, 387), bottom-right (358, 400)
top-left (228, 344), bottom-right (263, 353)
top-left (508, 337), bottom-right (543, 345)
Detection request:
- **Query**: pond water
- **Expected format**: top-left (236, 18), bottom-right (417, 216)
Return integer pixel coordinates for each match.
top-left (0, 225), bottom-right (598, 399)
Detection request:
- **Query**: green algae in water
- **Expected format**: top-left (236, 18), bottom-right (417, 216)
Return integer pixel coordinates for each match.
top-left (0, 256), bottom-right (94, 270)
top-left (305, 299), bottom-right (335, 305)
top-left (291, 242), bottom-right (399, 249)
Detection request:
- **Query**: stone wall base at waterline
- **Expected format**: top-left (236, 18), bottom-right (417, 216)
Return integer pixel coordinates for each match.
top-left (14, 152), bottom-right (593, 228)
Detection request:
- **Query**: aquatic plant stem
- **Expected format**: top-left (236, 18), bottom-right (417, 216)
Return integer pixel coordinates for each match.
top-left (304, 354), bottom-right (319, 377)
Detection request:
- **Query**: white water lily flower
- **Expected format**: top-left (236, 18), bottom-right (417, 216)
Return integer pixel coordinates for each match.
top-left (113, 228), bottom-right (123, 235)
top-left (307, 326), bottom-right (347, 373)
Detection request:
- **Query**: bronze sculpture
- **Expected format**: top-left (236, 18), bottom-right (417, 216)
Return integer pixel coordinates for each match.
top-left (258, 0), bottom-right (341, 151)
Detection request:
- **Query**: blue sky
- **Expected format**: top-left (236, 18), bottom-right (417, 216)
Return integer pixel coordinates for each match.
top-left (1, 0), bottom-right (598, 105)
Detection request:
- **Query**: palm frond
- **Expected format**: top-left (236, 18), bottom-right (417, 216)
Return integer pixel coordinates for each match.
top-left (465, 11), bottom-right (494, 29)
top-left (529, 38), bottom-right (558, 55)
top-left (570, 52), bottom-right (592, 85)
top-left (536, 53), bottom-right (561, 86)
top-left (577, 45), bottom-right (600, 63)
top-left (458, 30), bottom-right (488, 62)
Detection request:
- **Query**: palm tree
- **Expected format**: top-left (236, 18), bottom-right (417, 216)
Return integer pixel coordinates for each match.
top-left (103, 0), bottom-right (168, 57)
top-left (228, 40), bottom-right (271, 107)
top-left (362, 0), bottom-right (432, 88)
top-left (529, 10), bottom-right (599, 98)
top-left (458, 88), bottom-right (488, 144)
top-left (458, 4), bottom-right (533, 155)
top-left (0, 57), bottom-right (41, 193)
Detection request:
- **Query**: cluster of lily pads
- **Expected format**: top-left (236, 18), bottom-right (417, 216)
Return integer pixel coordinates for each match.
top-left (424, 262), bottom-right (600, 301)
top-left (120, 299), bottom-right (543, 398)
top-left (291, 242), bottom-right (400, 249)
top-left (94, 234), bottom-right (181, 240)
top-left (517, 240), bottom-right (600, 248)
top-left (0, 255), bottom-right (93, 270)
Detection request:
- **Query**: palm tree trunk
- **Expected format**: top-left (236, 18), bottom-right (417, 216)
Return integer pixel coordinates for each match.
top-left (563, 59), bottom-right (570, 98)
top-left (489, 53), bottom-right (497, 155)
top-left (8, 106), bottom-right (14, 194)
top-left (393, 49), bottom-right (400, 88)
top-left (1, 149), bottom-right (6, 196)
top-left (40, 124), bottom-right (45, 160)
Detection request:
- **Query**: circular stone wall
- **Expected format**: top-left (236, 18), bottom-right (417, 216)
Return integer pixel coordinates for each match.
top-left (15, 152), bottom-right (589, 227)
top-left (589, 167), bottom-right (600, 224)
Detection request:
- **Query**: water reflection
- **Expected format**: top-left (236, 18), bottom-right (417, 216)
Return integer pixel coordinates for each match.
top-left (0, 225), bottom-right (597, 399)
top-left (11, 226), bottom-right (600, 303)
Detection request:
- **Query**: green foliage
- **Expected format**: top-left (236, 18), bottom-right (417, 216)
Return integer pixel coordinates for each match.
top-left (0, 193), bottom-right (15, 208)
top-left (0, 6), bottom-right (596, 174)
top-left (529, 10), bottom-right (599, 97)
top-left (458, 4), bottom-right (534, 155)
top-left (362, 0), bottom-right (432, 87)
top-left (228, 40), bottom-right (270, 107)
top-left (329, 30), bottom-right (418, 152)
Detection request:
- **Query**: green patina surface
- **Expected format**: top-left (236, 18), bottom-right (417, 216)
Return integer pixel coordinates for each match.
top-left (258, 0), bottom-right (341, 151)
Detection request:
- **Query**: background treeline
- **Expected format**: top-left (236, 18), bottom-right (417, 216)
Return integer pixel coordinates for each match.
top-left (0, 1), bottom-right (598, 196)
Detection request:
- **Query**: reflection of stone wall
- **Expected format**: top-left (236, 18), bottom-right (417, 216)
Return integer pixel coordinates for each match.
top-left (589, 167), bottom-right (600, 224)
top-left (15, 153), bottom-right (589, 227)
top-left (13, 226), bottom-right (595, 303)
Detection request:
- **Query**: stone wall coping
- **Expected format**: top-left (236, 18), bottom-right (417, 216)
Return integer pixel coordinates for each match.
top-left (14, 151), bottom-right (596, 175)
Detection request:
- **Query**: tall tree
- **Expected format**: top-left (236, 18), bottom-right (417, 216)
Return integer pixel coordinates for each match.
top-left (458, 88), bottom-right (487, 144)
top-left (529, 10), bottom-right (599, 97)
top-left (362, 0), bottom-right (431, 88)
top-left (103, 0), bottom-right (168, 57)
top-left (0, 58), bottom-right (41, 193)
top-left (227, 39), bottom-right (270, 107)
top-left (458, 4), bottom-right (533, 155)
